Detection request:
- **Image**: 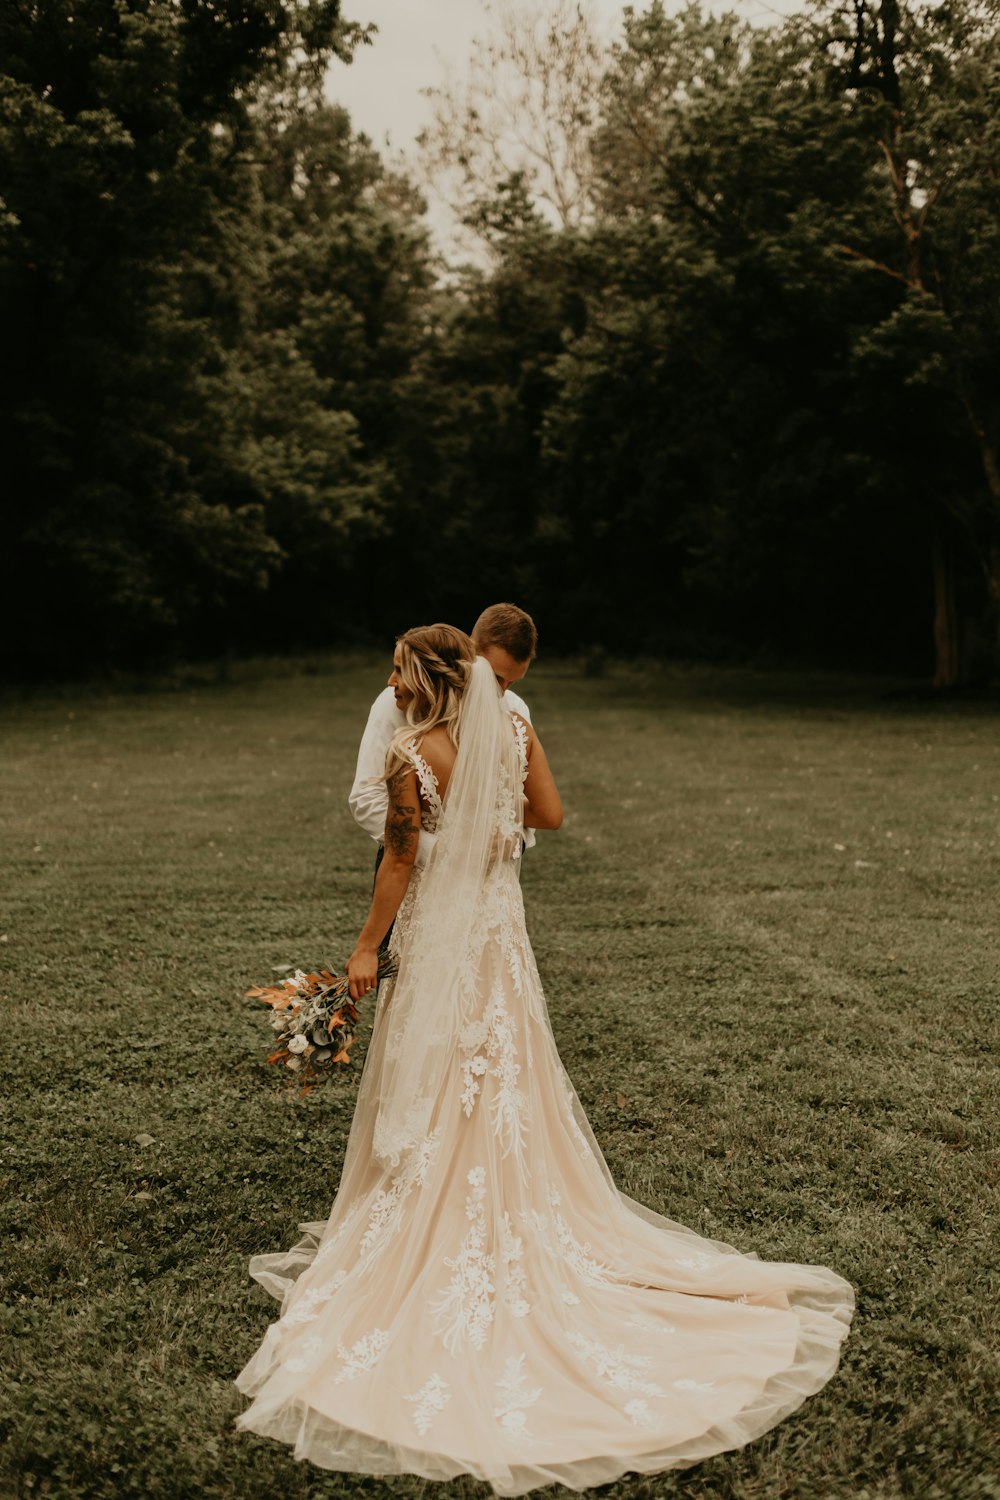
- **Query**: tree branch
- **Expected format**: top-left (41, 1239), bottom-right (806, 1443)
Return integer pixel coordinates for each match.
top-left (833, 241), bottom-right (914, 286)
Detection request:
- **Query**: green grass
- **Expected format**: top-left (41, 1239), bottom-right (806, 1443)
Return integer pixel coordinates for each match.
top-left (2, 657), bottom-right (999, 1500)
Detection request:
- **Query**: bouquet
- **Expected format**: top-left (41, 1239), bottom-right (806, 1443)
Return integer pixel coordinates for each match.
top-left (246, 954), bottom-right (398, 1087)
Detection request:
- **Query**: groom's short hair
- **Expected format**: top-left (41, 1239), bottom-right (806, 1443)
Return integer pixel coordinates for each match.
top-left (471, 603), bottom-right (538, 663)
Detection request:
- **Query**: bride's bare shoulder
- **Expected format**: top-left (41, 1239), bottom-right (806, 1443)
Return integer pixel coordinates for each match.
top-left (412, 725), bottom-right (457, 781)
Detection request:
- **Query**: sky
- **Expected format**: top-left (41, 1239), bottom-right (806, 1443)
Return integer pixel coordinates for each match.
top-left (325, 1), bottom-right (621, 154)
top-left (324, 1), bottom-right (629, 254)
top-left (324, 0), bottom-right (800, 252)
top-left (326, 0), bottom-right (798, 152)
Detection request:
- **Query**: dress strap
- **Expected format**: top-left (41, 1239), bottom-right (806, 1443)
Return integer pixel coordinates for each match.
top-left (508, 712), bottom-right (529, 776)
top-left (402, 737), bottom-right (442, 813)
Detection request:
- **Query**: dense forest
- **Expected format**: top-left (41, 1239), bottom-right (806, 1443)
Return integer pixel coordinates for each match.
top-left (2, 0), bottom-right (998, 684)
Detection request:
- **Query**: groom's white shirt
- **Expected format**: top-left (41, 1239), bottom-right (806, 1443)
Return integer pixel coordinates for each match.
top-left (349, 684), bottom-right (535, 865)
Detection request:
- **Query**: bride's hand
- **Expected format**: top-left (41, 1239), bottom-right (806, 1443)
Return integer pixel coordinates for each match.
top-left (347, 944), bottom-right (379, 1001)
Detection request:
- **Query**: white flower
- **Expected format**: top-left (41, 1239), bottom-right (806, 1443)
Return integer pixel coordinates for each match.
top-left (285, 1055), bottom-right (302, 1071)
top-left (461, 1021), bottom-right (489, 1050)
top-left (287, 1034), bottom-right (309, 1054)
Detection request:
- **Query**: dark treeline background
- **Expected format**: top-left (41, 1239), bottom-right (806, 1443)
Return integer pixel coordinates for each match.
top-left (2, 0), bottom-right (999, 685)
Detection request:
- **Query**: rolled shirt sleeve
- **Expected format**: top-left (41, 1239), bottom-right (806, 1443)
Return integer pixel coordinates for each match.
top-left (348, 687), bottom-right (400, 843)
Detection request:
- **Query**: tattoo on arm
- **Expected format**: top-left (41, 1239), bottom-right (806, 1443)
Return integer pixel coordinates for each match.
top-left (385, 766), bottom-right (419, 859)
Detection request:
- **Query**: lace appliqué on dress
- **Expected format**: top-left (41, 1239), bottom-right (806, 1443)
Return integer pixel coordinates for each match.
top-left (335, 1328), bottom-right (389, 1384)
top-left (282, 1334), bottom-right (323, 1375)
top-left (405, 741), bottom-right (442, 829)
top-left (280, 1272), bottom-right (346, 1328)
top-left (431, 1166), bottom-right (496, 1354)
top-left (509, 712), bottom-right (529, 771)
top-left (569, 1332), bottom-right (667, 1399)
top-left (460, 1047), bottom-right (489, 1115)
top-left (501, 1210), bottom-right (531, 1318)
top-left (458, 973), bottom-right (530, 1177)
top-left (523, 1186), bottom-right (623, 1293)
top-left (358, 1127), bottom-right (442, 1266)
top-left (493, 711), bottom-right (528, 862)
top-left (494, 1354), bottom-right (542, 1445)
top-left (332, 1326), bottom-right (386, 1380)
top-left (406, 1373), bottom-right (451, 1436)
top-left (627, 1312), bottom-right (678, 1335)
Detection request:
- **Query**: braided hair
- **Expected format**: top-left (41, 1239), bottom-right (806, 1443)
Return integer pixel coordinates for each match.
top-left (385, 624), bottom-right (477, 777)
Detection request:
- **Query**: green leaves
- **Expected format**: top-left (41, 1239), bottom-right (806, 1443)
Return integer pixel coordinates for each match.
top-left (0, 4), bottom-right (434, 673)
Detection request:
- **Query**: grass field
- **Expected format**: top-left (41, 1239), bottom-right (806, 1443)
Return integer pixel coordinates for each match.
top-left (2, 657), bottom-right (999, 1500)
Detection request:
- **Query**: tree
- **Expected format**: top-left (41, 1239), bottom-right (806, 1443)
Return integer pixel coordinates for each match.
top-left (234, 95), bottom-right (437, 640)
top-left (359, 178), bottom-right (573, 635)
top-left (825, 0), bottom-right (1000, 683)
top-left (533, 3), bottom-right (926, 662)
top-left (418, 0), bottom-right (603, 246)
top-left (551, 0), bottom-right (1000, 677)
top-left (0, 0), bottom-right (423, 671)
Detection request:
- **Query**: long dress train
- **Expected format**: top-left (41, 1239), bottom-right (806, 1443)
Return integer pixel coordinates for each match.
top-left (235, 722), bottom-right (853, 1496)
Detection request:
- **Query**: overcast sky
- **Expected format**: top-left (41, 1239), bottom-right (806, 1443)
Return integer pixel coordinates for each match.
top-left (326, 0), bottom-right (797, 152)
top-left (325, 0), bottom-right (799, 252)
top-left (325, 1), bottom-right (616, 153)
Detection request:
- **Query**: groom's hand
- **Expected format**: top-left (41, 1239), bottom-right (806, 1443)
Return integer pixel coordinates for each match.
top-left (347, 944), bottom-right (379, 1001)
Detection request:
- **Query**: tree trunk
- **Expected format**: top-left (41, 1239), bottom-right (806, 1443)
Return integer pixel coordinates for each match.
top-left (931, 523), bottom-right (961, 689)
top-left (960, 401), bottom-right (1000, 680)
top-left (985, 539), bottom-right (1000, 684)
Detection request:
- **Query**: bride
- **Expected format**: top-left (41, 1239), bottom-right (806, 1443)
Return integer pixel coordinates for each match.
top-left (235, 624), bottom-right (853, 1495)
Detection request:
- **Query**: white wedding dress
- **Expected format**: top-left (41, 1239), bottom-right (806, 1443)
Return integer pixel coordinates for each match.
top-left (235, 700), bottom-right (853, 1495)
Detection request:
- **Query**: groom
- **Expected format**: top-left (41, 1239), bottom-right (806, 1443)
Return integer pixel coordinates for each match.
top-left (349, 603), bottom-right (537, 867)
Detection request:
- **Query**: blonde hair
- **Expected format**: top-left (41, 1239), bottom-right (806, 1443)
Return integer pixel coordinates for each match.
top-left (386, 623), bottom-right (477, 777)
top-left (470, 602), bottom-right (537, 662)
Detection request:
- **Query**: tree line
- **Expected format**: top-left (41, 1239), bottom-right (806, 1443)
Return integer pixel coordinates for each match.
top-left (2, 0), bottom-right (998, 685)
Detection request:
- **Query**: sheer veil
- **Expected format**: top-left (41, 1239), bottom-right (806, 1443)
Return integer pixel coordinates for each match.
top-left (373, 655), bottom-right (523, 1169)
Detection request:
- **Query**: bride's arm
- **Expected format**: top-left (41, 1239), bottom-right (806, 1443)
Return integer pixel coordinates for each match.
top-left (346, 762), bottom-right (420, 999)
top-left (520, 724), bottom-right (563, 830)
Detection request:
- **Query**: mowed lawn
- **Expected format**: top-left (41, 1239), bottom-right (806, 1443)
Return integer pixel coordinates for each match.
top-left (2, 658), bottom-right (998, 1500)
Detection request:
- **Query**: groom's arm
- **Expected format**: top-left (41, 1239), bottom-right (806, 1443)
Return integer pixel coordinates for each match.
top-left (348, 687), bottom-right (437, 866)
top-left (348, 687), bottom-right (399, 841)
top-left (504, 687), bottom-right (531, 724)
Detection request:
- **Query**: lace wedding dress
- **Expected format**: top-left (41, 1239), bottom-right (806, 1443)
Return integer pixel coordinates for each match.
top-left (235, 687), bottom-right (853, 1495)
